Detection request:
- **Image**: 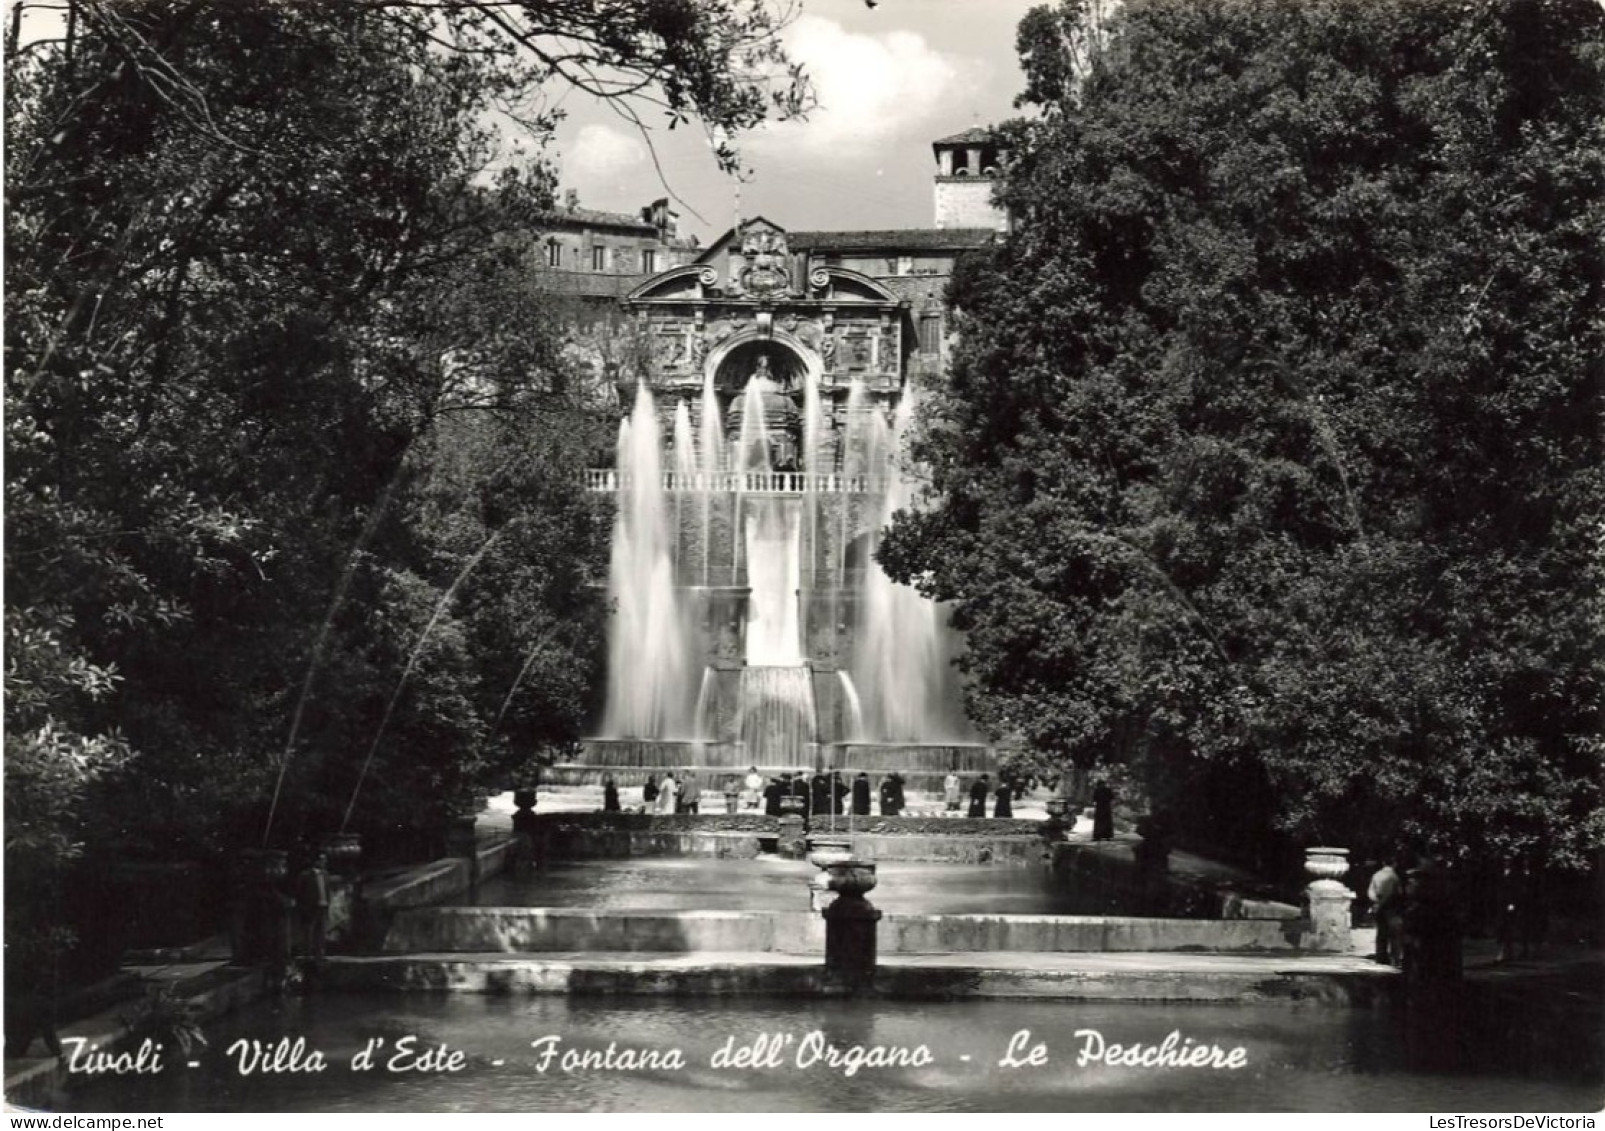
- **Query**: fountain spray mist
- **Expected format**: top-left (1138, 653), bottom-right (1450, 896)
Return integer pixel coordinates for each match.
top-left (601, 383), bottom-right (694, 737)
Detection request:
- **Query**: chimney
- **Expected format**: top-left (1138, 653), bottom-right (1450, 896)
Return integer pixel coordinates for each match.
top-left (563, 188), bottom-right (579, 212)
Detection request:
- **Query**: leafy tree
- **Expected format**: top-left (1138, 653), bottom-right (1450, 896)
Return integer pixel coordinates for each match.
top-left (881, 0), bottom-right (1604, 872)
top-left (5, 0), bottom-right (806, 975)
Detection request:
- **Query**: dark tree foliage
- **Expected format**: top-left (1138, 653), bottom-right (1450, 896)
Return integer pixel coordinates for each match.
top-left (5, 0), bottom-right (804, 979)
top-left (880, 0), bottom-right (1604, 870)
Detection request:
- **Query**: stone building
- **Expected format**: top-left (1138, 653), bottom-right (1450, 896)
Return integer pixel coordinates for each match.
top-left (533, 192), bottom-right (702, 301)
top-left (573, 130), bottom-right (1005, 782)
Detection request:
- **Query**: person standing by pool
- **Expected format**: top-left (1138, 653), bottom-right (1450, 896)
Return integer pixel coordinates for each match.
top-left (602, 775), bottom-right (620, 812)
top-left (680, 770), bottom-right (701, 814)
top-left (968, 774), bottom-right (989, 818)
top-left (657, 772), bottom-right (677, 815)
top-left (944, 772), bottom-right (961, 817)
top-left (1368, 858), bottom-right (1402, 965)
top-left (851, 772), bottom-right (872, 816)
top-left (994, 778), bottom-right (1013, 818)
top-left (744, 766), bottom-right (764, 809)
top-left (811, 769), bottom-right (831, 816)
top-left (642, 774), bottom-right (658, 811)
top-left (1092, 779), bottom-right (1115, 840)
top-left (791, 771), bottom-right (811, 815)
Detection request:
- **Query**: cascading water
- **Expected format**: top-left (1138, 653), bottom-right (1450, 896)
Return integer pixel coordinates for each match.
top-left (699, 368), bottom-right (723, 586)
top-left (590, 360), bottom-right (979, 775)
top-left (736, 666), bottom-right (816, 767)
top-left (672, 402), bottom-right (697, 582)
top-left (847, 383), bottom-right (973, 743)
top-left (601, 383), bottom-right (695, 738)
top-left (735, 374), bottom-right (802, 666)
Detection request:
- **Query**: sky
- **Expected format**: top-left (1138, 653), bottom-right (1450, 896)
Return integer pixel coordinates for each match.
top-left (545, 0), bottom-right (1043, 243)
top-left (10, 0), bottom-right (1043, 244)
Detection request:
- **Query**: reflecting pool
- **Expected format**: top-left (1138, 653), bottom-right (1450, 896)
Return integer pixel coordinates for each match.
top-left (467, 859), bottom-right (1080, 916)
top-left (52, 995), bottom-right (1603, 1113)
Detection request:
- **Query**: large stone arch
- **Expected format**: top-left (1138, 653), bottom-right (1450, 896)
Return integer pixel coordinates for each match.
top-left (704, 324), bottom-right (822, 393)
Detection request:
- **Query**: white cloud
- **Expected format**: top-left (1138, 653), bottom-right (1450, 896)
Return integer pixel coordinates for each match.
top-left (566, 124), bottom-right (648, 182)
top-left (753, 15), bottom-right (976, 156)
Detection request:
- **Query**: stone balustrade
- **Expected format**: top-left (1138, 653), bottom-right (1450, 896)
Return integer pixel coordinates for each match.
top-left (585, 468), bottom-right (886, 494)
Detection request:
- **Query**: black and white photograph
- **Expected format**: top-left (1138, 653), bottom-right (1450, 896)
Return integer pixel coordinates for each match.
top-left (4, 0), bottom-right (1602, 1117)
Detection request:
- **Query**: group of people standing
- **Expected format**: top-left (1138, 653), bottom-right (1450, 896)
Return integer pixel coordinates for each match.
top-left (754, 769), bottom-right (908, 818)
top-left (601, 768), bottom-right (1049, 819)
top-left (941, 772), bottom-right (1016, 818)
top-left (633, 770), bottom-right (704, 814)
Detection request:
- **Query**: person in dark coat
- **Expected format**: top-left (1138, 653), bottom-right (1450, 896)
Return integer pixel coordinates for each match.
top-left (968, 774), bottom-right (989, 817)
top-left (764, 776), bottom-right (784, 816)
top-left (642, 775), bottom-right (659, 810)
top-left (851, 772), bottom-right (872, 816)
top-left (1092, 780), bottom-right (1115, 840)
top-left (791, 771), bottom-right (811, 815)
top-left (994, 779), bottom-right (1013, 818)
top-left (833, 771), bottom-right (850, 815)
top-left (890, 773), bottom-right (906, 815)
top-left (602, 775), bottom-right (621, 812)
top-left (877, 775), bottom-right (898, 816)
top-left (811, 771), bottom-right (831, 815)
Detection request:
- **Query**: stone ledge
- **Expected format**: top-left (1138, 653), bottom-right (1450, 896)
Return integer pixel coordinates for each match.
top-left (320, 952), bottom-right (1396, 1005)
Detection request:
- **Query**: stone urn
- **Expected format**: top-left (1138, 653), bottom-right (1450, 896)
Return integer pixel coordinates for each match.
top-left (1043, 797), bottom-right (1071, 843)
top-left (322, 833), bottom-right (362, 878)
top-left (821, 857), bottom-right (881, 988)
top-left (1303, 846), bottom-right (1355, 953)
top-left (1304, 846), bottom-right (1351, 885)
top-left (257, 849), bottom-right (289, 883)
top-left (822, 858), bottom-right (878, 898)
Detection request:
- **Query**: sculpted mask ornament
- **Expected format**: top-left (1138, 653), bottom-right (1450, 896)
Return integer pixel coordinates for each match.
top-left (737, 226), bottom-right (792, 297)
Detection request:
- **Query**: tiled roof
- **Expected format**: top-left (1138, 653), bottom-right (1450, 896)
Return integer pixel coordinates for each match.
top-left (932, 127), bottom-right (995, 146)
top-left (536, 207), bottom-right (656, 232)
top-left (789, 228), bottom-right (996, 252)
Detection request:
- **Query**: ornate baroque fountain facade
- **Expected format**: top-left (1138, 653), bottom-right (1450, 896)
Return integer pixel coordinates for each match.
top-left (562, 131), bottom-right (1011, 787)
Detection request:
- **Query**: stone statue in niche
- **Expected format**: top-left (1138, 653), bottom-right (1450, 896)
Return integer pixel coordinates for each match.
top-left (880, 323), bottom-right (899, 371)
top-left (660, 331), bottom-right (686, 370)
top-left (821, 332), bottom-right (837, 372)
top-left (688, 328), bottom-right (707, 369)
top-left (850, 334), bottom-right (871, 369)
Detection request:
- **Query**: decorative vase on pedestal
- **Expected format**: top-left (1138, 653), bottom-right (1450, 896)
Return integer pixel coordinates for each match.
top-left (822, 857), bottom-right (881, 989)
top-left (1303, 846), bottom-right (1355, 953)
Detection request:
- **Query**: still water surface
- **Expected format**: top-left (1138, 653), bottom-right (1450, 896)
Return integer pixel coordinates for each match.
top-left (470, 858), bottom-right (1086, 915)
top-left (56, 995), bottom-right (1603, 1113)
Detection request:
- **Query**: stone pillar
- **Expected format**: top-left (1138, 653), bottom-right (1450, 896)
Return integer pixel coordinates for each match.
top-left (778, 794), bottom-right (808, 858)
top-left (1304, 846), bottom-right (1355, 953)
top-left (821, 859), bottom-right (881, 990)
top-left (967, 146), bottom-right (982, 174)
top-left (938, 149), bottom-right (954, 176)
